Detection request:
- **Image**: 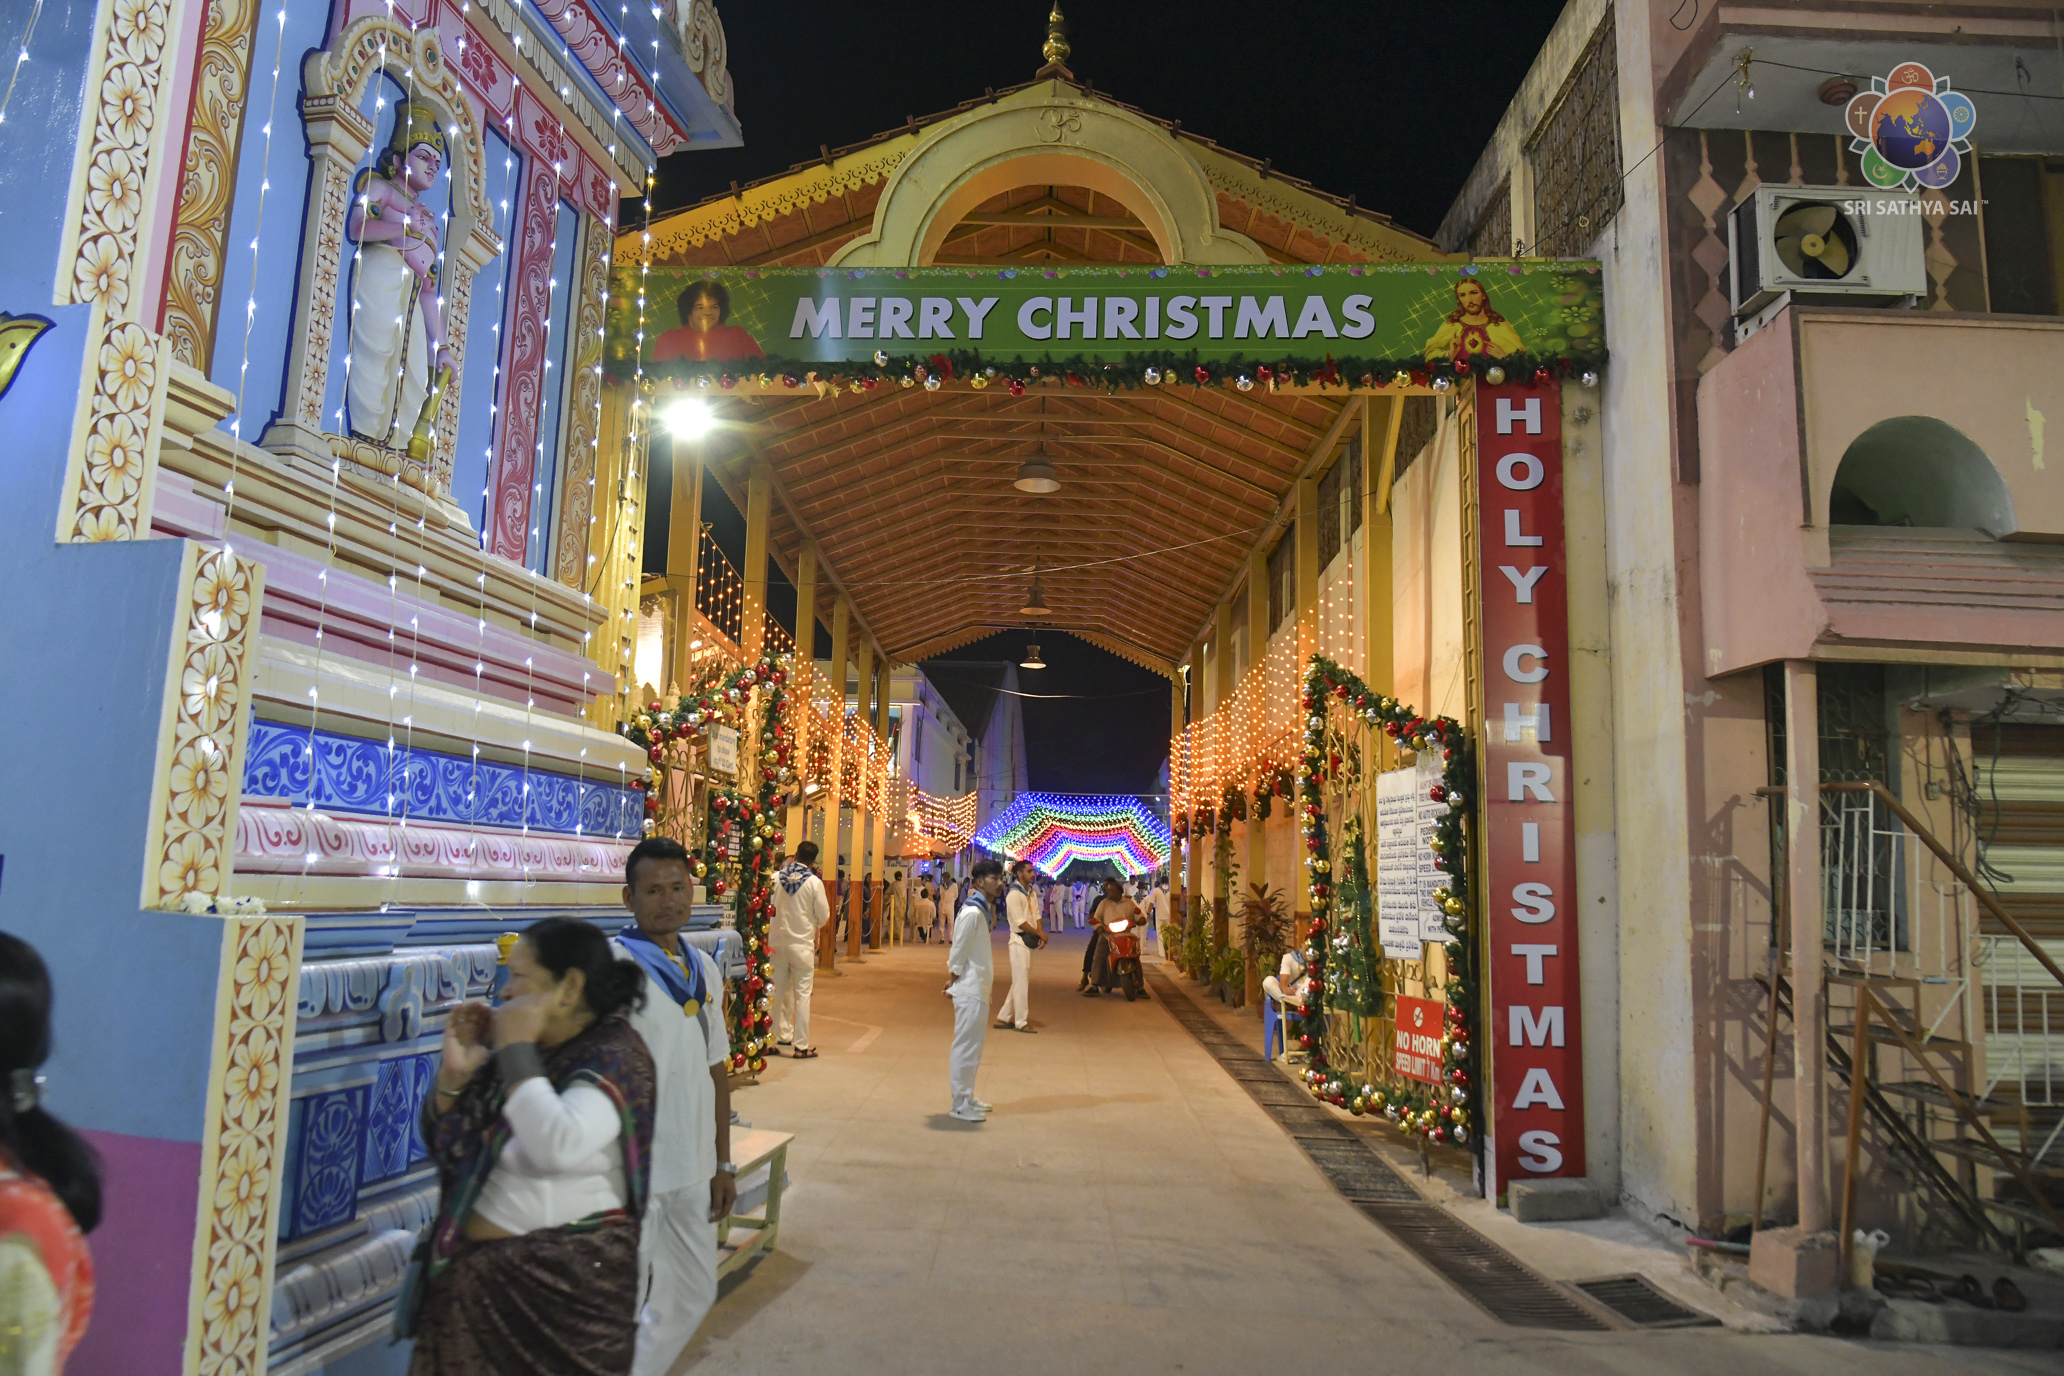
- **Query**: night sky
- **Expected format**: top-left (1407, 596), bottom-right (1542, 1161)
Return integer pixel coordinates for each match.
top-left (645, 2), bottom-right (1563, 792)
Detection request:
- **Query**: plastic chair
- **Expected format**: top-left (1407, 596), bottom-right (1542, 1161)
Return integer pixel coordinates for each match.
top-left (1262, 992), bottom-right (1284, 1061)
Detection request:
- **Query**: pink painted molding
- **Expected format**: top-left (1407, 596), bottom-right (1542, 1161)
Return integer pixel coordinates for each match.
top-left (237, 800), bottom-right (634, 881)
top-left (153, 476), bottom-right (611, 716)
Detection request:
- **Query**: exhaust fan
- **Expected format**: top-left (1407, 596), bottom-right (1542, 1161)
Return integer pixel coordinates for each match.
top-left (1729, 185), bottom-right (1925, 321)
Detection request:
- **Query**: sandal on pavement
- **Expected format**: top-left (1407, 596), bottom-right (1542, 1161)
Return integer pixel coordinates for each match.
top-left (790, 1047), bottom-right (819, 1059)
top-left (1946, 1274), bottom-right (1994, 1309)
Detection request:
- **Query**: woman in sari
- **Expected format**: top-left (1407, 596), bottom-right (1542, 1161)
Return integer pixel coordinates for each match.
top-left (407, 917), bottom-right (655, 1376)
top-left (0, 932), bottom-right (98, 1374)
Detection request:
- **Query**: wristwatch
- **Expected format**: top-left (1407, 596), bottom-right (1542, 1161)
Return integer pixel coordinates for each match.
top-left (715, 1161), bottom-right (736, 1175)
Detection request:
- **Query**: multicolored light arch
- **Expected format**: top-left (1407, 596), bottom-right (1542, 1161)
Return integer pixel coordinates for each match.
top-left (973, 793), bottom-right (1173, 878)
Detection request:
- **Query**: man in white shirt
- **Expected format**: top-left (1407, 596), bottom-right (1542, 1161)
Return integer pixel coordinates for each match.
top-left (944, 859), bottom-right (1006, 1122)
top-left (994, 859), bottom-right (1043, 1033)
top-left (769, 840), bottom-right (831, 1058)
top-left (612, 837), bottom-right (736, 1376)
top-left (1141, 877), bottom-right (1170, 960)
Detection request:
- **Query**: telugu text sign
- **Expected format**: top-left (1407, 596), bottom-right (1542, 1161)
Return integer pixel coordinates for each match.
top-left (1476, 383), bottom-right (1586, 1192)
top-left (1376, 768), bottom-right (1422, 958)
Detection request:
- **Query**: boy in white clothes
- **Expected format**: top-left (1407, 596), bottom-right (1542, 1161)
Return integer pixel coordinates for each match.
top-left (994, 859), bottom-right (1043, 1033)
top-left (944, 859), bottom-right (1006, 1121)
top-left (769, 840), bottom-right (831, 1057)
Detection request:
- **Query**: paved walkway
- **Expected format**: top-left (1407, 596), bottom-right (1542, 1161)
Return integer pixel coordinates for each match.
top-left (670, 931), bottom-right (2059, 1376)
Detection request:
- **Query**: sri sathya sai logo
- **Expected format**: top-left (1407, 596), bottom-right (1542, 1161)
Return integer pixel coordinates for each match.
top-left (1845, 62), bottom-right (1977, 191)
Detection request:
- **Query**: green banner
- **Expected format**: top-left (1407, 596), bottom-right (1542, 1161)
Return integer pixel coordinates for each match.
top-left (604, 263), bottom-right (1604, 386)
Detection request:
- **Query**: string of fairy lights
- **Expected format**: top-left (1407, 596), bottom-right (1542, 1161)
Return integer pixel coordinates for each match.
top-left (974, 794), bottom-right (1172, 878)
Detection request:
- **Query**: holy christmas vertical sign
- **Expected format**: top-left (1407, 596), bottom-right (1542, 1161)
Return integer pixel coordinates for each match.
top-left (1476, 384), bottom-right (1585, 1191)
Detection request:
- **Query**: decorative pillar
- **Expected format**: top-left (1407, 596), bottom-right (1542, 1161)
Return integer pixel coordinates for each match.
top-left (872, 654), bottom-right (891, 946)
top-left (823, 595), bottom-right (850, 970)
top-left (786, 545), bottom-right (817, 847)
top-left (1212, 600), bottom-right (1235, 951)
top-left (1170, 673), bottom-right (1186, 938)
top-left (1187, 643), bottom-right (1206, 953)
top-left (666, 435), bottom-right (703, 695)
top-left (1363, 396), bottom-right (1398, 695)
top-left (1244, 544), bottom-right (1269, 919)
top-left (853, 637), bottom-right (876, 954)
top-left (742, 459), bottom-right (772, 658)
top-left (263, 94), bottom-right (374, 459)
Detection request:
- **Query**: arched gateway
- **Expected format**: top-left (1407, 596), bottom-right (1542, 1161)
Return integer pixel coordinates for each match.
top-left (612, 10), bottom-right (1609, 1299)
top-left (0, 3), bottom-right (1605, 1371)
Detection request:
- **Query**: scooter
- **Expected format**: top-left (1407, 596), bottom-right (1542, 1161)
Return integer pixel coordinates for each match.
top-left (1101, 916), bottom-right (1147, 1001)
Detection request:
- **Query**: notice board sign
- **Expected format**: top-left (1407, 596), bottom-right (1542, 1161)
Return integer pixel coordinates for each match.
top-left (708, 724), bottom-right (739, 778)
top-left (1476, 383), bottom-right (1585, 1191)
top-left (1393, 994), bottom-right (1446, 1084)
top-left (1375, 768), bottom-right (1423, 958)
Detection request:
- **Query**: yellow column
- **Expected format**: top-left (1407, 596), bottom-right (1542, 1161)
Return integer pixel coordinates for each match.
top-left (665, 433), bottom-right (703, 697)
top-left (786, 545), bottom-right (817, 847)
top-left (823, 596), bottom-right (850, 971)
top-left (850, 635), bottom-right (874, 958)
top-left (1169, 673), bottom-right (1185, 916)
top-left (1363, 396), bottom-right (1399, 696)
top-left (742, 460), bottom-right (772, 660)
top-left (879, 656), bottom-right (895, 948)
top-left (858, 640), bottom-right (881, 951)
top-left (1185, 645), bottom-right (1205, 969)
top-left (1212, 602), bottom-right (1235, 951)
top-left (1244, 545), bottom-right (1269, 916)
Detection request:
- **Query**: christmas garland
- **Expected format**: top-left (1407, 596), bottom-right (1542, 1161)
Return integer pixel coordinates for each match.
top-left (1251, 763), bottom-right (1295, 820)
top-left (624, 655), bottom-right (799, 1073)
top-left (616, 346), bottom-right (1603, 397)
top-left (1295, 656), bottom-right (1479, 1153)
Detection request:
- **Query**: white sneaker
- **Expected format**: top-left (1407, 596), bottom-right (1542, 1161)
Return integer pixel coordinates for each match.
top-left (971, 1098), bottom-right (994, 1113)
top-left (949, 1104), bottom-right (987, 1123)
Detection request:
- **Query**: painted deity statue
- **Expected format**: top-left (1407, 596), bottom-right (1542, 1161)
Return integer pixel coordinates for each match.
top-left (344, 103), bottom-right (453, 448)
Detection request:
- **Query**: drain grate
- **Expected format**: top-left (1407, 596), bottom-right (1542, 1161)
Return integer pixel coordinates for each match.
top-left (1359, 1202), bottom-right (1608, 1330)
top-left (1148, 969), bottom-right (1608, 1332)
top-left (1573, 1275), bottom-right (1719, 1328)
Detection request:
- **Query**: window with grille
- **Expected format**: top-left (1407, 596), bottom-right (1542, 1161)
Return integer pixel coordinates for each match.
top-left (1470, 177), bottom-right (1512, 259)
top-left (1529, 10), bottom-right (1622, 257)
top-left (1393, 396), bottom-right (1439, 482)
top-left (1267, 526), bottom-right (1295, 631)
top-left (1317, 440), bottom-right (1362, 567)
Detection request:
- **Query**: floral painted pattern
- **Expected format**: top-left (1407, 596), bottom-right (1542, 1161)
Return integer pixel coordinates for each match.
top-left (71, 0), bottom-right (170, 315)
top-left (60, 315), bottom-right (165, 542)
top-left (146, 547), bottom-right (262, 909)
top-left (189, 916), bottom-right (302, 1376)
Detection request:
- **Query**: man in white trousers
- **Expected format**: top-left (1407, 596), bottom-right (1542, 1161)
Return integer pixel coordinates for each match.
top-left (944, 858), bottom-right (1005, 1122)
top-left (1141, 875), bottom-right (1170, 960)
top-left (611, 836), bottom-right (737, 1376)
top-left (994, 858), bottom-right (1043, 1033)
top-left (769, 839), bottom-right (831, 1057)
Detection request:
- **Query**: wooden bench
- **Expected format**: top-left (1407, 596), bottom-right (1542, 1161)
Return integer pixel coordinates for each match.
top-left (717, 1127), bottom-right (792, 1279)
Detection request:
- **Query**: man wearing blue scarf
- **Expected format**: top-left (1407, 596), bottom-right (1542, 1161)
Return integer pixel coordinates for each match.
top-left (614, 837), bottom-right (733, 1376)
top-left (944, 859), bottom-right (1006, 1122)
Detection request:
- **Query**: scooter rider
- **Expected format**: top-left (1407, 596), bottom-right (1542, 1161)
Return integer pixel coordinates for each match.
top-left (1081, 877), bottom-right (1141, 997)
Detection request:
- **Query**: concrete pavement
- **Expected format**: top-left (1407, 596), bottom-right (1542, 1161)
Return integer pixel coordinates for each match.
top-left (668, 930), bottom-right (2062, 1375)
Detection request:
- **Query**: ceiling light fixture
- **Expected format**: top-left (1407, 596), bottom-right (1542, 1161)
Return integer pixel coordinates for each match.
top-left (1013, 438), bottom-right (1061, 493)
top-left (1020, 562), bottom-right (1051, 618)
top-left (1020, 642), bottom-right (1046, 670)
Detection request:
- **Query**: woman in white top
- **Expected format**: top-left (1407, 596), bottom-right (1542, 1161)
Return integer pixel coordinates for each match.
top-left (405, 917), bottom-right (656, 1376)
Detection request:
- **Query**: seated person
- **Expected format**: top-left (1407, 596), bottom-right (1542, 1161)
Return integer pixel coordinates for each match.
top-left (1261, 950), bottom-right (1308, 1008)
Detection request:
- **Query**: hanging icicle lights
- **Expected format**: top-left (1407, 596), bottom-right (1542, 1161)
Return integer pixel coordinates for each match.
top-left (974, 793), bottom-right (1172, 878)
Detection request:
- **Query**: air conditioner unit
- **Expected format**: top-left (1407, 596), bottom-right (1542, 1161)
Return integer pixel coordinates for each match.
top-left (1729, 185), bottom-right (1926, 319)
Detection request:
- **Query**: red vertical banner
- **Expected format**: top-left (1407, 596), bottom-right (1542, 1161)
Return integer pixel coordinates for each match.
top-left (1475, 383), bottom-right (1585, 1192)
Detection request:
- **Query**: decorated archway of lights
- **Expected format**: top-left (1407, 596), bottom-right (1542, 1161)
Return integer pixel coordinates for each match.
top-left (974, 793), bottom-right (1173, 878)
